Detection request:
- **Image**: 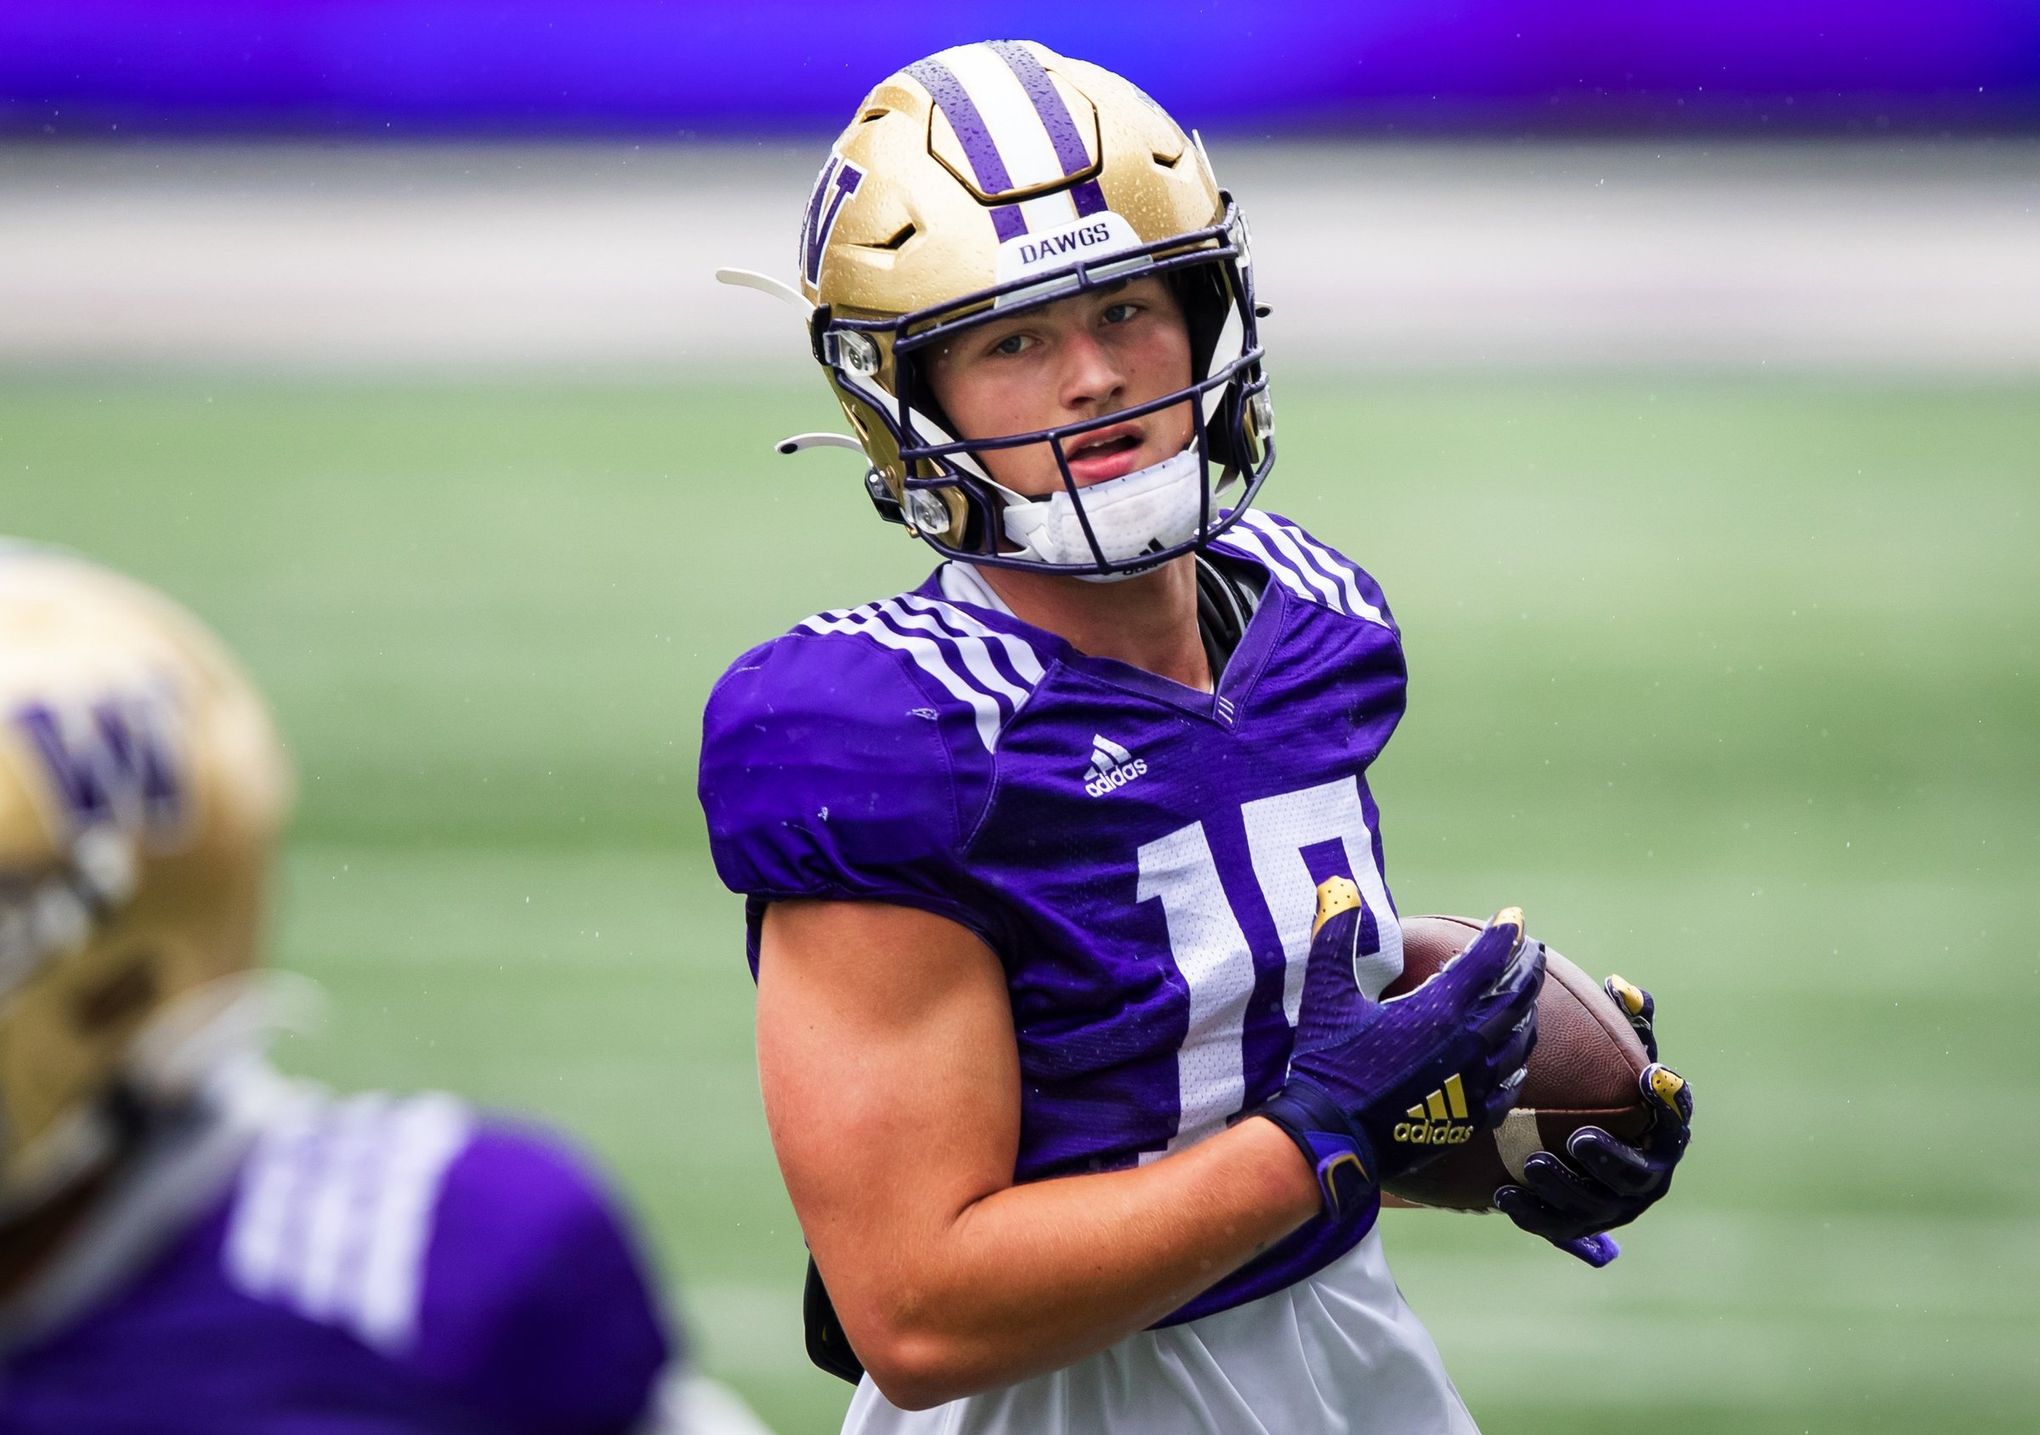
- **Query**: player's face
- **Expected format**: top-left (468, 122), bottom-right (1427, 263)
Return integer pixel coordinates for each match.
top-left (925, 277), bottom-right (1196, 498)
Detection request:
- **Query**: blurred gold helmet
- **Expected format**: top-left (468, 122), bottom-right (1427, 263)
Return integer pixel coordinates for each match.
top-left (767, 40), bottom-right (1274, 577)
top-left (0, 545), bottom-right (291, 1216)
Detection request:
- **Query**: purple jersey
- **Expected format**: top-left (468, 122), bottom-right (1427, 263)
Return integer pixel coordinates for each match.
top-left (0, 1082), bottom-right (671, 1434)
top-left (700, 510), bottom-right (1411, 1322)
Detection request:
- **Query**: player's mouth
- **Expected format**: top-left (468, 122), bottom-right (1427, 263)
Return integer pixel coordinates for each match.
top-left (1064, 423), bottom-right (1147, 485)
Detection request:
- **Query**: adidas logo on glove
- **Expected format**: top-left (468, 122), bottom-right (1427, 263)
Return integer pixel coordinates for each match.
top-left (1393, 1074), bottom-right (1476, 1146)
top-left (1083, 735), bottom-right (1147, 798)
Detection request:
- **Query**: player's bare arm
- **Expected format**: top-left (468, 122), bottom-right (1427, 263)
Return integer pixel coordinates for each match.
top-left (758, 898), bottom-right (1318, 1409)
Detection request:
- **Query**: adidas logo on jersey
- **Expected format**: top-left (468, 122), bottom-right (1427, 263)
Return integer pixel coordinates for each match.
top-left (1083, 735), bottom-right (1148, 798)
top-left (1392, 1074), bottom-right (1476, 1146)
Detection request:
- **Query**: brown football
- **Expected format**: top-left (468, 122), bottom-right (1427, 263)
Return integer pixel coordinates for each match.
top-left (1380, 914), bottom-right (1652, 1211)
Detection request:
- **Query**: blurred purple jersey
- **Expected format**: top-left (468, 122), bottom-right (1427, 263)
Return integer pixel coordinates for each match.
top-left (700, 510), bottom-right (1412, 1322)
top-left (0, 1083), bottom-right (671, 1434)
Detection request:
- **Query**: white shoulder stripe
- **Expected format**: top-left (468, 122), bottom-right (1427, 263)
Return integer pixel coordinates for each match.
top-left (799, 595), bottom-right (1047, 753)
top-left (355, 1095), bottom-right (471, 1350)
top-left (292, 1092), bottom-right (394, 1322)
top-left (1228, 511), bottom-right (1389, 628)
top-left (1218, 525), bottom-right (1320, 608)
top-left (1224, 523), bottom-right (1341, 610)
top-left (802, 606), bottom-right (1005, 751)
top-left (223, 1085), bottom-right (324, 1304)
top-left (225, 1088), bottom-right (471, 1354)
top-left (1267, 516), bottom-right (1379, 621)
top-left (893, 593), bottom-right (1048, 685)
top-left (872, 599), bottom-right (1032, 709)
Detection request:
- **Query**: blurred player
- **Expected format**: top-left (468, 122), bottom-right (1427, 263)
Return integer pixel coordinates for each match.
top-left (0, 544), bottom-right (770, 1435)
top-left (699, 40), bottom-right (1691, 1432)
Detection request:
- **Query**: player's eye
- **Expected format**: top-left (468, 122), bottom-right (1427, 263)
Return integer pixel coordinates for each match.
top-left (985, 331), bottom-right (1031, 358)
top-left (1101, 301), bottom-right (1142, 326)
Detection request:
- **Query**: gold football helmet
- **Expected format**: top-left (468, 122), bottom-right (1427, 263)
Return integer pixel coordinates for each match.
top-left (0, 545), bottom-right (292, 1216)
top-left (730, 40), bottom-right (1273, 577)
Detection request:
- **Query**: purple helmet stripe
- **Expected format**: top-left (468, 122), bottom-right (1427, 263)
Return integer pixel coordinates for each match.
top-left (908, 59), bottom-right (1014, 194)
top-left (908, 57), bottom-right (1030, 241)
top-left (1070, 177), bottom-right (1108, 217)
top-left (986, 41), bottom-right (1091, 180)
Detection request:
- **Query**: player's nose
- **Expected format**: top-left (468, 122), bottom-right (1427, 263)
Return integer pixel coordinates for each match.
top-left (1057, 329), bottom-right (1126, 414)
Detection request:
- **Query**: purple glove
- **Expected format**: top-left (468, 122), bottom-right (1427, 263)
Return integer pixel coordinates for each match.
top-left (1252, 878), bottom-right (1545, 1218)
top-left (1494, 976), bottom-right (1693, 1267)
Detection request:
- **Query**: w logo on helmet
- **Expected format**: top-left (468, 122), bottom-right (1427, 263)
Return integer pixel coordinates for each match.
top-left (800, 153), bottom-right (865, 290)
top-left (12, 686), bottom-right (186, 842)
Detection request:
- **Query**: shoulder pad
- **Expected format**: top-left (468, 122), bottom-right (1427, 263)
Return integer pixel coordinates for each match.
top-left (411, 1121), bottom-right (671, 1430)
top-left (698, 598), bottom-right (1036, 927)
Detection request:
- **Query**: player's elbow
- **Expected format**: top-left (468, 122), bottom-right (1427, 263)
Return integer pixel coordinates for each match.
top-left (847, 1306), bottom-right (1020, 1412)
top-left (856, 1328), bottom-right (982, 1411)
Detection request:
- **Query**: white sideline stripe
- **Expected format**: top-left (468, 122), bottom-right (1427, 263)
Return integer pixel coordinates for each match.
top-left (11, 141), bottom-right (2037, 372)
top-left (1493, 1108), bottom-right (1546, 1183)
top-left (802, 609), bottom-right (1004, 751)
top-left (893, 592), bottom-right (1047, 686)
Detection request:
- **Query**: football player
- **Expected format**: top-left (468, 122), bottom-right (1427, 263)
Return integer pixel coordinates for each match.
top-left (0, 545), bottom-right (770, 1434)
top-left (699, 40), bottom-right (1691, 1431)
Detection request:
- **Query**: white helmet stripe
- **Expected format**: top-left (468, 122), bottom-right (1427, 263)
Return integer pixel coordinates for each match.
top-left (939, 43), bottom-right (1073, 196)
top-left (906, 55), bottom-right (1028, 240)
top-left (988, 41), bottom-right (1110, 215)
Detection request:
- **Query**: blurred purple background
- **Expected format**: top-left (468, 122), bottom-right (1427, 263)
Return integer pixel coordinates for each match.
top-left (5, 0), bottom-right (2039, 138)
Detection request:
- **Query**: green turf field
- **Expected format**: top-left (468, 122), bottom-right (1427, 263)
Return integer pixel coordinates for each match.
top-left (4, 370), bottom-right (2035, 1432)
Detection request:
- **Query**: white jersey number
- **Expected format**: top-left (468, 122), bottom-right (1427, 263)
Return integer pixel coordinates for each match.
top-left (1136, 776), bottom-right (1402, 1156)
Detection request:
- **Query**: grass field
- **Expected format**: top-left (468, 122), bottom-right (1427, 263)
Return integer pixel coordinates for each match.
top-left (5, 369), bottom-right (2036, 1432)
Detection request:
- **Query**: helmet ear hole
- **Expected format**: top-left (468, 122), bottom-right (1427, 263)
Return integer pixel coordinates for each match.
top-left (1203, 390), bottom-right (1244, 477)
top-left (1167, 264), bottom-right (1236, 386)
top-left (893, 350), bottom-right (965, 471)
